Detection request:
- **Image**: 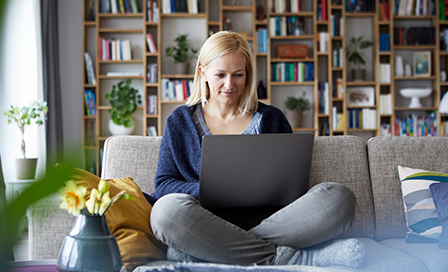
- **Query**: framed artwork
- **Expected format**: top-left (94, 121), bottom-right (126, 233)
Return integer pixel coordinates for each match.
top-left (413, 51), bottom-right (431, 77)
top-left (347, 87), bottom-right (375, 107)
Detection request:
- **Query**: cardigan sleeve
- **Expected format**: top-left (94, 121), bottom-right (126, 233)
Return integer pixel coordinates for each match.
top-left (152, 107), bottom-right (201, 200)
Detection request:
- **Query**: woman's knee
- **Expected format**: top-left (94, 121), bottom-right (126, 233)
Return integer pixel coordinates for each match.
top-left (150, 193), bottom-right (197, 236)
top-left (309, 182), bottom-right (357, 219)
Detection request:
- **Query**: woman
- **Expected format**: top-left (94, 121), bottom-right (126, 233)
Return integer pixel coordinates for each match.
top-left (150, 31), bottom-right (365, 268)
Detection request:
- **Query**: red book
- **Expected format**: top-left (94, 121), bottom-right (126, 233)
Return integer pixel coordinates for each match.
top-left (322, 0), bottom-right (327, 21)
top-left (181, 80), bottom-right (188, 100)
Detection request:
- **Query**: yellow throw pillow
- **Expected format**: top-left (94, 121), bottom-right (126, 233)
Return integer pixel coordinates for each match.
top-left (56, 164), bottom-right (166, 271)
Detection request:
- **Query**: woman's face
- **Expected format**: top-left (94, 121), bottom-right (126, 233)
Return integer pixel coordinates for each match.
top-left (200, 51), bottom-right (247, 107)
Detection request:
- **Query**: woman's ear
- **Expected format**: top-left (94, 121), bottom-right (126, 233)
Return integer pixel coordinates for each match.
top-left (199, 65), bottom-right (207, 82)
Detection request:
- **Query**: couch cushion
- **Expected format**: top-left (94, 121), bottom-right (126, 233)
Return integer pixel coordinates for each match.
top-left (309, 136), bottom-right (374, 238)
top-left (57, 165), bottom-right (167, 271)
top-left (429, 182), bottom-right (448, 249)
top-left (397, 166), bottom-right (448, 243)
top-left (356, 238), bottom-right (429, 272)
top-left (367, 136), bottom-right (448, 240)
top-left (101, 135), bottom-right (163, 195)
top-left (380, 239), bottom-right (447, 272)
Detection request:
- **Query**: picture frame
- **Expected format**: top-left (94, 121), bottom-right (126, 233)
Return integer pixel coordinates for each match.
top-left (413, 51), bottom-right (431, 77)
top-left (347, 87), bottom-right (375, 107)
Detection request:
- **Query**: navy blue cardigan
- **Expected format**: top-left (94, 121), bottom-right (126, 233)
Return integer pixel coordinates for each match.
top-left (152, 102), bottom-right (292, 200)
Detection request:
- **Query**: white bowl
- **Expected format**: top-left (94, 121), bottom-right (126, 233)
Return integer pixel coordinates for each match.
top-left (399, 88), bottom-right (432, 108)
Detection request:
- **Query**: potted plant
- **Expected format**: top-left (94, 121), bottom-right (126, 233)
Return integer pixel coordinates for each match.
top-left (165, 34), bottom-right (197, 74)
top-left (284, 92), bottom-right (310, 128)
top-left (3, 101), bottom-right (48, 179)
top-left (346, 36), bottom-right (373, 81)
top-left (105, 78), bottom-right (142, 135)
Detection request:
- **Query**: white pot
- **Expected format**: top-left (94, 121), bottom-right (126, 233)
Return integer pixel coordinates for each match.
top-left (108, 119), bottom-right (135, 135)
top-left (15, 158), bottom-right (37, 180)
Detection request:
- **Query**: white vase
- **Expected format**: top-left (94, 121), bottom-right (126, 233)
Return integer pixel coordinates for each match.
top-left (108, 119), bottom-right (135, 135)
top-left (15, 158), bottom-right (37, 180)
top-left (395, 56), bottom-right (404, 77)
top-left (405, 64), bottom-right (412, 77)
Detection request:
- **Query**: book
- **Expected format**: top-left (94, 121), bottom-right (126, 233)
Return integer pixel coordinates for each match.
top-left (84, 52), bottom-right (96, 85)
top-left (146, 33), bottom-right (157, 53)
top-left (147, 126), bottom-right (158, 136)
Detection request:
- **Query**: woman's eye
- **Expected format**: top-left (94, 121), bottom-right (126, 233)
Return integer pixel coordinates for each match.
top-left (215, 74), bottom-right (225, 78)
top-left (234, 73), bottom-right (244, 77)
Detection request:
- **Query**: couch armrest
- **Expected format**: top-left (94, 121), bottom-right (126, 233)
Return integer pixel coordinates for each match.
top-left (27, 194), bottom-right (75, 260)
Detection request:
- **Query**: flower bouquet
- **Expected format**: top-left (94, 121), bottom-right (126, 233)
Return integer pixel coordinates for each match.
top-left (57, 179), bottom-right (134, 272)
top-left (59, 179), bottom-right (134, 216)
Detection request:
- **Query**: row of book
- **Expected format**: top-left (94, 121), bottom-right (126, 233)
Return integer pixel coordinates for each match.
top-left (378, 1), bottom-right (391, 21)
top-left (348, 108), bottom-right (378, 129)
top-left (393, 27), bottom-right (436, 46)
top-left (318, 32), bottom-right (330, 53)
top-left (318, 82), bottom-right (330, 115)
top-left (268, 16), bottom-right (305, 37)
top-left (317, 0), bottom-right (328, 21)
top-left (379, 34), bottom-right (391, 52)
top-left (98, 37), bottom-right (132, 61)
top-left (333, 78), bottom-right (344, 99)
top-left (270, 0), bottom-right (301, 13)
top-left (346, 0), bottom-right (376, 12)
top-left (146, 33), bottom-right (157, 53)
top-left (84, 52), bottom-right (97, 85)
top-left (147, 63), bottom-right (158, 83)
top-left (84, 90), bottom-right (97, 116)
top-left (332, 107), bottom-right (345, 130)
top-left (440, 29), bottom-right (448, 51)
top-left (440, 0), bottom-right (448, 20)
top-left (379, 63), bottom-right (391, 84)
top-left (146, 0), bottom-right (159, 22)
top-left (147, 95), bottom-right (158, 115)
top-left (161, 79), bottom-right (192, 101)
top-left (379, 93), bottom-right (393, 115)
top-left (332, 47), bottom-right (344, 68)
top-left (161, 0), bottom-right (198, 14)
top-left (330, 15), bottom-right (343, 37)
top-left (100, 0), bottom-right (140, 14)
top-left (271, 62), bottom-right (314, 83)
top-left (147, 126), bottom-right (158, 136)
top-left (256, 28), bottom-right (268, 54)
top-left (393, 0), bottom-right (436, 16)
top-left (394, 113), bottom-right (437, 136)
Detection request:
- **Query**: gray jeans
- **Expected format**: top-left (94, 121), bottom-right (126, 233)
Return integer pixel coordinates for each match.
top-left (150, 182), bottom-right (356, 265)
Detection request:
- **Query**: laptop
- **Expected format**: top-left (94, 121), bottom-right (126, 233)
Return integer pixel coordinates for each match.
top-left (199, 133), bottom-right (314, 209)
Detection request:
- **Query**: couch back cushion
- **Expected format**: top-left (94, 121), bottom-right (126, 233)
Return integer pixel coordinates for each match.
top-left (309, 136), bottom-right (375, 238)
top-left (101, 135), bottom-right (162, 194)
top-left (367, 136), bottom-right (448, 240)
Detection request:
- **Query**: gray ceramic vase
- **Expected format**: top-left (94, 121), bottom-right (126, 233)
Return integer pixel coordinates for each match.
top-left (56, 214), bottom-right (122, 272)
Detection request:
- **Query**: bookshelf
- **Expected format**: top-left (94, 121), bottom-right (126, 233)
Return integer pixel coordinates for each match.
top-left (81, 0), bottom-right (446, 173)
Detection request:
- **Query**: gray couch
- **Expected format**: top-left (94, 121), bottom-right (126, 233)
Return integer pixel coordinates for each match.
top-left (28, 135), bottom-right (448, 272)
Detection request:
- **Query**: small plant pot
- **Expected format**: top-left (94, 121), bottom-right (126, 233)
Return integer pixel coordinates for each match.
top-left (352, 69), bottom-right (366, 82)
top-left (108, 119), bottom-right (135, 135)
top-left (15, 158), bottom-right (38, 180)
top-left (176, 63), bottom-right (189, 74)
top-left (285, 110), bottom-right (302, 128)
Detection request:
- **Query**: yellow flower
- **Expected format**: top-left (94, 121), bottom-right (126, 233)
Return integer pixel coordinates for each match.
top-left (86, 188), bottom-right (111, 215)
top-left (59, 180), bottom-right (87, 217)
top-left (98, 179), bottom-right (110, 194)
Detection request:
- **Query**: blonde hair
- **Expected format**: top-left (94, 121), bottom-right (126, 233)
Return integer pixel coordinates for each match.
top-left (186, 31), bottom-right (258, 114)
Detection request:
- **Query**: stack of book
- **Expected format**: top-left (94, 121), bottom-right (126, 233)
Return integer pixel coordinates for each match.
top-left (161, 79), bottom-right (193, 101)
top-left (100, 0), bottom-right (140, 14)
top-left (161, 0), bottom-right (198, 14)
top-left (147, 95), bottom-right (158, 115)
top-left (257, 27), bottom-right (268, 53)
top-left (318, 82), bottom-right (330, 115)
top-left (84, 90), bottom-right (97, 116)
top-left (271, 62), bottom-right (314, 83)
top-left (146, 0), bottom-right (159, 22)
top-left (394, 113), bottom-right (438, 136)
top-left (84, 52), bottom-right (96, 85)
top-left (98, 38), bottom-right (132, 61)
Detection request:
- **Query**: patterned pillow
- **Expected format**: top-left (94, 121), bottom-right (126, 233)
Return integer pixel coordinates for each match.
top-left (397, 166), bottom-right (448, 243)
top-left (429, 182), bottom-right (448, 249)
